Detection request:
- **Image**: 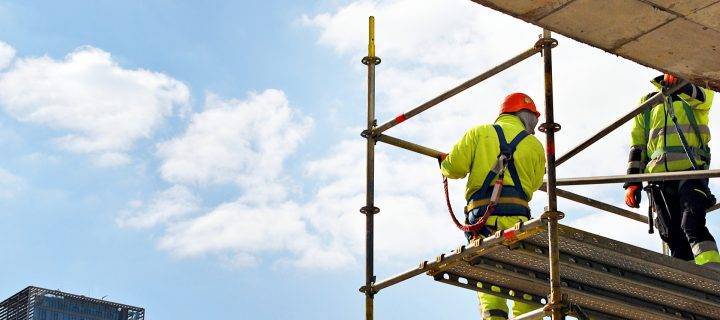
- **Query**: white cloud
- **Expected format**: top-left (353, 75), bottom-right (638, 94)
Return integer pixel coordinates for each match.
top-left (0, 41), bottom-right (15, 70)
top-left (0, 167), bottom-right (24, 198)
top-left (117, 185), bottom-right (200, 229)
top-left (157, 199), bottom-right (356, 269)
top-left (0, 46), bottom-right (190, 165)
top-left (132, 0), bottom-right (717, 270)
top-left (157, 90), bottom-right (312, 194)
top-left (302, 0), bottom-right (532, 69)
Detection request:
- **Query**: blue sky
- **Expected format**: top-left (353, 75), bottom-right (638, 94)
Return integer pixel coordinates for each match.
top-left (0, 1), bottom-right (718, 319)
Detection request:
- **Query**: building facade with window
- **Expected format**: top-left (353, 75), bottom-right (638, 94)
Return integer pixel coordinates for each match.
top-left (0, 286), bottom-right (144, 320)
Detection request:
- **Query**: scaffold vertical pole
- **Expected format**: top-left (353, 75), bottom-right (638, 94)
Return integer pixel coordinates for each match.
top-left (540, 29), bottom-right (564, 319)
top-left (361, 16), bottom-right (381, 320)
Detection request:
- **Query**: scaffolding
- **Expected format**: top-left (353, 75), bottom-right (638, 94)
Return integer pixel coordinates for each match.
top-left (359, 15), bottom-right (720, 320)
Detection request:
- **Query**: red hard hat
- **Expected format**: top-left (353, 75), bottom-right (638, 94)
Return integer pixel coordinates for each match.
top-left (500, 93), bottom-right (540, 118)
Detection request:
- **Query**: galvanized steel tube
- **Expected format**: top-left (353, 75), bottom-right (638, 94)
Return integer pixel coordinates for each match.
top-left (374, 46), bottom-right (541, 134)
top-left (541, 30), bottom-right (563, 320)
top-left (376, 134), bottom-right (444, 159)
top-left (553, 169), bottom-right (720, 186)
top-left (363, 16), bottom-right (377, 320)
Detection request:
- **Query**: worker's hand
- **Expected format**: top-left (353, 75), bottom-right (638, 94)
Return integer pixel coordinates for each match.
top-left (438, 153), bottom-right (447, 162)
top-left (663, 74), bottom-right (678, 86)
top-left (437, 153), bottom-right (448, 165)
top-left (625, 185), bottom-right (642, 208)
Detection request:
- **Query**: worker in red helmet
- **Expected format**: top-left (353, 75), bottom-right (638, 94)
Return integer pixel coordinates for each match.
top-left (624, 74), bottom-right (720, 271)
top-left (440, 93), bottom-right (546, 320)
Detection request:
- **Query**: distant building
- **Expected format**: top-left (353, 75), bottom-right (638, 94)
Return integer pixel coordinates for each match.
top-left (0, 286), bottom-right (144, 320)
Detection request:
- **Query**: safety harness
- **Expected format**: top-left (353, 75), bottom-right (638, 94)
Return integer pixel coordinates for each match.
top-left (443, 125), bottom-right (530, 234)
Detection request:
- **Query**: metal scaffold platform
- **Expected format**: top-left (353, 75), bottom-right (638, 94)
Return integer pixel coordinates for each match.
top-left (358, 1), bottom-right (720, 319)
top-left (432, 219), bottom-right (720, 320)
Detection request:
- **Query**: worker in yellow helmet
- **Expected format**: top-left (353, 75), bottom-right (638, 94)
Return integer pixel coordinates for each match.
top-left (440, 93), bottom-right (546, 320)
top-left (624, 74), bottom-right (720, 271)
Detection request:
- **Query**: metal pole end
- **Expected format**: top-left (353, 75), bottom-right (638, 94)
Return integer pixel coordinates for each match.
top-left (360, 206), bottom-right (380, 215)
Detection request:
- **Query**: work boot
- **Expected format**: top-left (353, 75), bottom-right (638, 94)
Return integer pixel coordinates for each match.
top-left (692, 241), bottom-right (720, 274)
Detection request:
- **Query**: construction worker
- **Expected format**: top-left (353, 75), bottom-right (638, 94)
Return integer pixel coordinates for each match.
top-left (624, 74), bottom-right (720, 271)
top-left (440, 93), bottom-right (546, 320)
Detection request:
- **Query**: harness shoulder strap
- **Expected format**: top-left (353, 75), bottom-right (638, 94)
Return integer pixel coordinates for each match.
top-left (644, 106), bottom-right (651, 144)
top-left (495, 125), bottom-right (529, 200)
top-left (472, 125), bottom-right (530, 201)
top-left (678, 97), bottom-right (706, 148)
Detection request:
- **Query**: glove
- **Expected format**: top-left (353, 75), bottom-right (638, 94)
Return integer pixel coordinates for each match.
top-left (437, 153), bottom-right (448, 166)
top-left (663, 73), bottom-right (678, 86)
top-left (625, 185), bottom-right (642, 208)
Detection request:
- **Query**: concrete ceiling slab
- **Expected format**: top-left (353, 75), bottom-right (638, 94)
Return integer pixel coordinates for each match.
top-left (471, 0), bottom-right (720, 91)
top-left (645, 0), bottom-right (718, 16)
top-left (539, 0), bottom-right (674, 50)
top-left (469, 0), bottom-right (573, 20)
top-left (686, 1), bottom-right (720, 32)
top-left (617, 18), bottom-right (720, 89)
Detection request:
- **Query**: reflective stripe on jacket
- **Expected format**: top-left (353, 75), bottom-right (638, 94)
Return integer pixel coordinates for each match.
top-left (441, 114), bottom-right (546, 200)
top-left (629, 80), bottom-right (714, 173)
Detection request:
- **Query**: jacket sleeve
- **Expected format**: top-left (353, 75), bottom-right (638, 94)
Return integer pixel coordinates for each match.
top-left (625, 95), bottom-right (650, 188)
top-left (441, 128), bottom-right (477, 179)
top-left (686, 88), bottom-right (714, 111)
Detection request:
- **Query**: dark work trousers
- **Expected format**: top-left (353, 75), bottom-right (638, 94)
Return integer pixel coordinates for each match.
top-left (650, 179), bottom-right (716, 261)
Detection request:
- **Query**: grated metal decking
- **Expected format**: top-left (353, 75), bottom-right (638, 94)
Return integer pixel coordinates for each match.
top-left (429, 220), bottom-right (720, 319)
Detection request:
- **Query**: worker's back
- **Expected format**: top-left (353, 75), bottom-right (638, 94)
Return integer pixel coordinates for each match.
top-left (441, 114), bottom-right (546, 201)
top-left (630, 85), bottom-right (714, 173)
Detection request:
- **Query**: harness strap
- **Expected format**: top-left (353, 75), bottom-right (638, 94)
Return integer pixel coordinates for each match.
top-left (679, 97), bottom-right (711, 162)
top-left (465, 197), bottom-right (529, 213)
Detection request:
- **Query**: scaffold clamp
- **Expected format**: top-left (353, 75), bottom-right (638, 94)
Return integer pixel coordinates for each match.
top-left (360, 206), bottom-right (380, 214)
top-left (361, 56), bottom-right (382, 65)
top-left (541, 210), bottom-right (565, 220)
top-left (534, 36), bottom-right (559, 50)
top-left (538, 122), bottom-right (561, 133)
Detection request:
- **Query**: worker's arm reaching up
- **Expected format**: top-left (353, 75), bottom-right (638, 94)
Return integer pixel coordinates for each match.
top-left (440, 127), bottom-right (478, 179)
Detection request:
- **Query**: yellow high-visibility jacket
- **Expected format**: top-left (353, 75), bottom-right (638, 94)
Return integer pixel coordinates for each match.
top-left (628, 79), bottom-right (714, 174)
top-left (441, 114), bottom-right (546, 201)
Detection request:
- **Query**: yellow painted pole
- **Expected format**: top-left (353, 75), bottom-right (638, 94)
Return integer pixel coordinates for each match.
top-left (368, 16), bottom-right (375, 58)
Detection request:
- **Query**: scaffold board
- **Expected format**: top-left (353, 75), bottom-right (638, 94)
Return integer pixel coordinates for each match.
top-left (429, 221), bottom-right (720, 320)
top-left (471, 0), bottom-right (720, 92)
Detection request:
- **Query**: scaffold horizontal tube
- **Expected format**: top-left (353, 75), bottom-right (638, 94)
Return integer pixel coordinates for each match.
top-left (512, 306), bottom-right (549, 320)
top-left (373, 46), bottom-right (541, 134)
top-left (553, 169), bottom-right (720, 186)
top-left (376, 134), bottom-right (443, 158)
top-left (555, 80), bottom-right (688, 166)
top-left (366, 217), bottom-right (546, 293)
top-left (540, 186), bottom-right (648, 224)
